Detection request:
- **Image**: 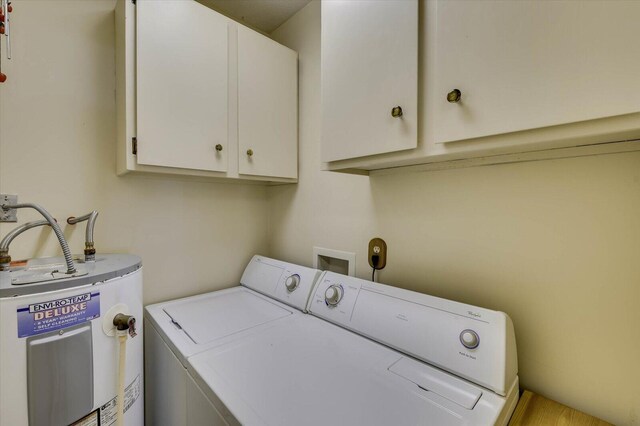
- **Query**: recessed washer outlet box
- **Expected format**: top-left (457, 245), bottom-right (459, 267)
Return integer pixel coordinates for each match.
top-left (313, 247), bottom-right (355, 276)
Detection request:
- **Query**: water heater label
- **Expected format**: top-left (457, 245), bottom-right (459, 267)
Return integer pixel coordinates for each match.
top-left (16, 292), bottom-right (101, 338)
top-left (100, 375), bottom-right (141, 426)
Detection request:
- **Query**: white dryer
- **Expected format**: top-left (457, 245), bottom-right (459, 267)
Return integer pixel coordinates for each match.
top-left (144, 255), bottom-right (321, 425)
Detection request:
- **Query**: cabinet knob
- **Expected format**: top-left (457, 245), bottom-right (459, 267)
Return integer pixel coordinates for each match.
top-left (391, 106), bottom-right (403, 118)
top-left (447, 89), bottom-right (462, 103)
top-left (215, 144), bottom-right (223, 152)
top-left (246, 149), bottom-right (254, 157)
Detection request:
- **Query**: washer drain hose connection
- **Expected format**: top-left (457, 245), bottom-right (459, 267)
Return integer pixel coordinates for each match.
top-left (0, 203), bottom-right (76, 274)
top-left (0, 219), bottom-right (51, 269)
top-left (67, 211), bottom-right (99, 261)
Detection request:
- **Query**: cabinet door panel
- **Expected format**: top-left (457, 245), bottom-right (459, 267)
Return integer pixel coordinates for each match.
top-left (237, 26), bottom-right (298, 179)
top-left (137, 0), bottom-right (228, 172)
top-left (435, 0), bottom-right (640, 144)
top-left (321, 0), bottom-right (418, 162)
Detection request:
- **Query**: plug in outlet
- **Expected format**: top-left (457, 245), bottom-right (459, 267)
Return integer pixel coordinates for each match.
top-left (368, 238), bottom-right (387, 270)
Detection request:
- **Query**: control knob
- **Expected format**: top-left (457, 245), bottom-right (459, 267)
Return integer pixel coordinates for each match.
top-left (284, 274), bottom-right (300, 292)
top-left (324, 285), bottom-right (343, 306)
top-left (460, 329), bottom-right (480, 349)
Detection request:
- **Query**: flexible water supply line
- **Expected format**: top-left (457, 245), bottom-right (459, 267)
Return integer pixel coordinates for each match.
top-left (67, 211), bottom-right (99, 261)
top-left (0, 203), bottom-right (76, 273)
top-left (0, 219), bottom-right (51, 251)
top-left (67, 211), bottom-right (98, 245)
top-left (0, 220), bottom-right (52, 269)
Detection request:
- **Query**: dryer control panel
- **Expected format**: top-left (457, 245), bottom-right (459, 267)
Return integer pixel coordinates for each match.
top-left (309, 272), bottom-right (517, 397)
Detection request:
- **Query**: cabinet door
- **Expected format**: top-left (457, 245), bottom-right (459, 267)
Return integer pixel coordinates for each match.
top-left (435, 0), bottom-right (640, 144)
top-left (321, 0), bottom-right (418, 162)
top-left (237, 27), bottom-right (298, 179)
top-left (136, 0), bottom-right (228, 172)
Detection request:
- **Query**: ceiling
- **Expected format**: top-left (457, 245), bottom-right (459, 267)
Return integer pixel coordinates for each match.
top-left (198, 0), bottom-right (313, 33)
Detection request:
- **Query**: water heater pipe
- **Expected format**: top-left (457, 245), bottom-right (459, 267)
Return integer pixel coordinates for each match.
top-left (67, 211), bottom-right (99, 262)
top-left (116, 332), bottom-right (127, 426)
top-left (0, 220), bottom-right (51, 269)
top-left (0, 203), bottom-right (76, 273)
top-left (112, 313), bottom-right (136, 426)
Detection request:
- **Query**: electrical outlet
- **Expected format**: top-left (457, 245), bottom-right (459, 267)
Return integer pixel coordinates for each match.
top-left (0, 194), bottom-right (18, 222)
top-left (368, 237), bottom-right (387, 270)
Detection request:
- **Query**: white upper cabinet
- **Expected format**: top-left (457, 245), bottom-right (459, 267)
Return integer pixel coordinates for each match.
top-left (238, 27), bottom-right (298, 179)
top-left (322, 0), bottom-right (640, 172)
top-left (116, 0), bottom-right (298, 183)
top-left (435, 0), bottom-right (640, 144)
top-left (321, 0), bottom-right (418, 162)
top-left (136, 0), bottom-right (228, 172)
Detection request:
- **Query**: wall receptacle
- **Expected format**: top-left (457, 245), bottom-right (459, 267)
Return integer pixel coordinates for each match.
top-left (368, 238), bottom-right (387, 269)
top-left (313, 247), bottom-right (356, 276)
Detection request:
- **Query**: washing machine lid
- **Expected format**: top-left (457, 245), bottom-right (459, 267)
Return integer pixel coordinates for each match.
top-left (144, 254), bottom-right (322, 364)
top-left (163, 289), bottom-right (292, 345)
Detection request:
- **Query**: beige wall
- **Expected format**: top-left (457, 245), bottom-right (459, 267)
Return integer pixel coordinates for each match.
top-left (1, 1), bottom-right (639, 424)
top-left (0, 1), bottom-right (268, 304)
top-left (269, 2), bottom-right (640, 425)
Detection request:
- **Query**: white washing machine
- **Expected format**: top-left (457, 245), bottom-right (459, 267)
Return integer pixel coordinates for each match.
top-left (147, 256), bottom-right (519, 425)
top-left (144, 255), bottom-right (321, 425)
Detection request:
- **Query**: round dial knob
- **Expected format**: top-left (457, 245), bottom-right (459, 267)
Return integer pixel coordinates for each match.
top-left (284, 274), bottom-right (300, 292)
top-left (324, 285), bottom-right (343, 306)
top-left (460, 329), bottom-right (480, 349)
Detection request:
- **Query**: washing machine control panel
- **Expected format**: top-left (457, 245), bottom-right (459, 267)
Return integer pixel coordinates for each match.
top-left (284, 274), bottom-right (300, 292)
top-left (241, 256), bottom-right (321, 312)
